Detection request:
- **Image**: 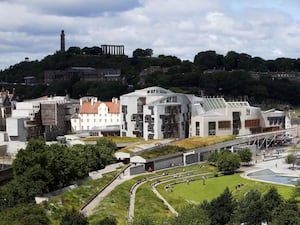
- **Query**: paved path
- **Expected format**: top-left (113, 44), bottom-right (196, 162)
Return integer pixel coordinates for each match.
top-left (81, 165), bottom-right (133, 216)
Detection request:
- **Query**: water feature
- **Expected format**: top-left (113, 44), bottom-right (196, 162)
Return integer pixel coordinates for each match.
top-left (247, 169), bottom-right (298, 186)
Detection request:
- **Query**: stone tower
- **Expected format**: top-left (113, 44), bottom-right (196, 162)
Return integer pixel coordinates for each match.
top-left (60, 30), bottom-right (65, 52)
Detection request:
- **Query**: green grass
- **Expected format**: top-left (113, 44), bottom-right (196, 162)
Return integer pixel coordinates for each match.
top-left (44, 169), bottom-right (122, 225)
top-left (156, 172), bottom-right (294, 211)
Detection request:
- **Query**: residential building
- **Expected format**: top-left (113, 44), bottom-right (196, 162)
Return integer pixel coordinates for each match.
top-left (6, 96), bottom-right (76, 141)
top-left (120, 87), bottom-right (191, 140)
top-left (0, 89), bottom-right (15, 131)
top-left (71, 97), bottom-right (120, 136)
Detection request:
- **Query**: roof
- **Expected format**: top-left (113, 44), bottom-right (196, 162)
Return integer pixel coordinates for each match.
top-left (79, 101), bottom-right (101, 114)
top-left (104, 102), bottom-right (120, 113)
top-left (79, 101), bottom-right (120, 114)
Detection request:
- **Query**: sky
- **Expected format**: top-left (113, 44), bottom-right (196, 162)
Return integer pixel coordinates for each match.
top-left (1, 0), bottom-right (300, 70)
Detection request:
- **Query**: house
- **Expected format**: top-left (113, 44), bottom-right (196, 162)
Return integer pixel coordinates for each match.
top-left (71, 97), bottom-right (120, 136)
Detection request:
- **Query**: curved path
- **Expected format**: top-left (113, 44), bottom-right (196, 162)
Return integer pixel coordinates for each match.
top-left (127, 167), bottom-right (211, 223)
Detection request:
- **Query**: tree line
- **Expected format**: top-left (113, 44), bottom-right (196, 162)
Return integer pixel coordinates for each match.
top-left (1, 49), bottom-right (300, 105)
top-left (0, 138), bottom-right (117, 224)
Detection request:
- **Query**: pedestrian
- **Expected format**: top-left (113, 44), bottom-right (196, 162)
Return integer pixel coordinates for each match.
top-left (275, 163), bottom-right (277, 168)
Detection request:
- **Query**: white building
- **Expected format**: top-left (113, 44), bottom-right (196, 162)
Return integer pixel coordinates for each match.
top-left (190, 97), bottom-right (291, 137)
top-left (6, 96), bottom-right (75, 141)
top-left (120, 87), bottom-right (191, 140)
top-left (71, 97), bottom-right (120, 136)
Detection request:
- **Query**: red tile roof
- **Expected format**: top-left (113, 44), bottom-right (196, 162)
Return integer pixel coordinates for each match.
top-left (79, 101), bottom-right (120, 114)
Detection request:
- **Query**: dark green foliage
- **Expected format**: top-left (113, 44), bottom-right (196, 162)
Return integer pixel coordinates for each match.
top-left (201, 187), bottom-right (236, 225)
top-left (235, 189), bottom-right (266, 225)
top-left (60, 208), bottom-right (88, 225)
top-left (216, 151), bottom-right (241, 174)
top-left (0, 203), bottom-right (50, 225)
top-left (237, 148), bottom-right (252, 164)
top-left (272, 199), bottom-right (300, 225)
top-left (168, 205), bottom-right (210, 225)
top-left (262, 187), bottom-right (283, 223)
top-left (0, 138), bottom-right (116, 211)
top-left (207, 150), bottom-right (219, 164)
top-left (98, 216), bottom-right (117, 225)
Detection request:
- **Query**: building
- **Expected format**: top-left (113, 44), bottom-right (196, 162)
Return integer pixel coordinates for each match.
top-left (120, 87), bottom-right (191, 140)
top-left (0, 89), bottom-right (15, 131)
top-left (71, 97), bottom-right (120, 136)
top-left (44, 67), bottom-right (124, 84)
top-left (6, 96), bottom-right (76, 141)
top-left (190, 96), bottom-right (291, 137)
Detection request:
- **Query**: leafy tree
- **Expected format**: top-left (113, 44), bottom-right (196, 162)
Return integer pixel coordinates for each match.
top-left (208, 187), bottom-right (236, 225)
top-left (169, 204), bottom-right (210, 225)
top-left (272, 199), bottom-right (300, 225)
top-left (216, 151), bottom-right (240, 174)
top-left (285, 154), bottom-right (296, 168)
top-left (194, 50), bottom-right (223, 71)
top-left (207, 150), bottom-right (219, 164)
top-left (262, 187), bottom-right (283, 223)
top-left (235, 189), bottom-right (266, 225)
top-left (133, 48), bottom-right (153, 58)
top-left (238, 148), bottom-right (252, 165)
top-left (60, 208), bottom-right (88, 225)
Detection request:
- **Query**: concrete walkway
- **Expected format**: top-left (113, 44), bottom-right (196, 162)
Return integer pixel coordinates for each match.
top-left (80, 165), bottom-right (133, 216)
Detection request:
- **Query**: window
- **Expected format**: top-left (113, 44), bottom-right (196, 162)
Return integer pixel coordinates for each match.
top-left (218, 121), bottom-right (231, 129)
top-left (208, 122), bottom-right (216, 136)
top-left (196, 121), bottom-right (200, 136)
top-left (245, 119), bottom-right (260, 128)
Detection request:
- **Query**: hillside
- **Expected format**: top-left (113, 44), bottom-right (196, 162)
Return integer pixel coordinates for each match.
top-left (1, 48), bottom-right (300, 106)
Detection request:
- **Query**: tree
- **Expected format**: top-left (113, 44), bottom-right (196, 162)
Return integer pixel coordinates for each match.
top-left (60, 208), bottom-right (88, 225)
top-left (208, 150), bottom-right (219, 165)
top-left (262, 187), bottom-right (283, 223)
top-left (216, 151), bottom-right (241, 174)
top-left (235, 189), bottom-right (266, 225)
top-left (238, 148), bottom-right (252, 165)
top-left (208, 187), bottom-right (236, 225)
top-left (169, 204), bottom-right (210, 225)
top-left (272, 199), bottom-right (300, 225)
top-left (285, 154), bottom-right (296, 169)
top-left (133, 48), bottom-right (153, 58)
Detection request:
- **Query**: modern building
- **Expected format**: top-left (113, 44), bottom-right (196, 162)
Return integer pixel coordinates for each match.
top-left (6, 96), bottom-right (76, 141)
top-left (71, 97), bottom-right (120, 136)
top-left (190, 97), bottom-right (291, 137)
top-left (120, 87), bottom-right (191, 140)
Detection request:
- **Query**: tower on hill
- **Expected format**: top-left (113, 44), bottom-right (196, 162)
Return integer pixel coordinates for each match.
top-left (60, 30), bottom-right (65, 52)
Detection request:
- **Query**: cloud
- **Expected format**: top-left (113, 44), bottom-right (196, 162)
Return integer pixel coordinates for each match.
top-left (0, 0), bottom-right (141, 16)
top-left (1, 0), bottom-right (300, 70)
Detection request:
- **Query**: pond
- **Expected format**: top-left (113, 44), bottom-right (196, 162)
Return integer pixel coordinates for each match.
top-left (247, 169), bottom-right (298, 186)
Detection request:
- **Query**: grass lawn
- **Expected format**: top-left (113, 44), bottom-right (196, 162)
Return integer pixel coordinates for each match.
top-left (157, 172), bottom-right (295, 211)
top-left (44, 169), bottom-right (122, 225)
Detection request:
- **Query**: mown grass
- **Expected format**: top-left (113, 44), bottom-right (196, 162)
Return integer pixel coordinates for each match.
top-left (43, 169), bottom-right (122, 225)
top-left (156, 172), bottom-right (295, 211)
top-left (170, 135), bottom-right (236, 150)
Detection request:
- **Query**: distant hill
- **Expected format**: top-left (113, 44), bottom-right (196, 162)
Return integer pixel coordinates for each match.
top-left (0, 48), bottom-right (300, 107)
